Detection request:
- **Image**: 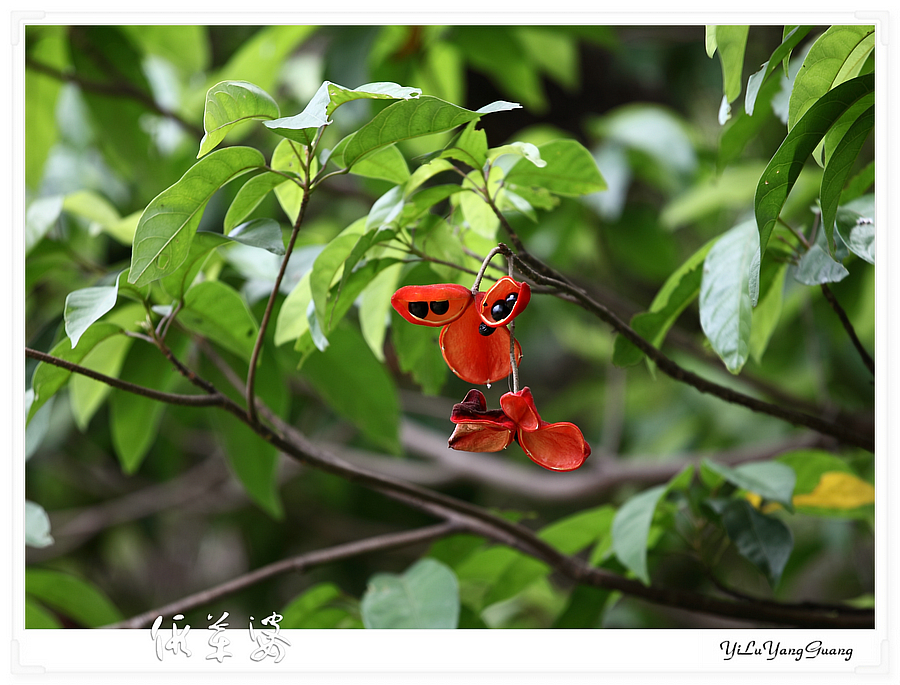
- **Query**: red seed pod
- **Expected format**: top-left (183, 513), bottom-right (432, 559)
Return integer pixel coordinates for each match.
top-left (390, 283), bottom-right (473, 327)
top-left (478, 276), bottom-right (531, 328)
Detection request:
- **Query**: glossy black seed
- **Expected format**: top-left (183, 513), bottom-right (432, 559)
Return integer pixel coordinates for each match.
top-left (490, 300), bottom-right (511, 321)
top-left (429, 300), bottom-right (450, 315)
top-left (478, 322), bottom-right (496, 336)
top-left (408, 301), bottom-right (429, 319)
top-left (505, 292), bottom-right (518, 305)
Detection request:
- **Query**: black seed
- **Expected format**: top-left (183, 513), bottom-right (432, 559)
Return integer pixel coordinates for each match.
top-left (491, 300), bottom-right (511, 321)
top-left (408, 301), bottom-right (429, 319)
top-left (429, 300), bottom-right (450, 315)
top-left (479, 322), bottom-right (495, 336)
top-left (506, 292), bottom-right (518, 305)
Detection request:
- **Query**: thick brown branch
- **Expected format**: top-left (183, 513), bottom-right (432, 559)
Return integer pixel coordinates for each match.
top-left (105, 522), bottom-right (462, 629)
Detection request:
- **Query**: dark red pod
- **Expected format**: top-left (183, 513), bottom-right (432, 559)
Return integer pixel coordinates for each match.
top-left (478, 276), bottom-right (531, 328)
top-left (390, 283), bottom-right (473, 327)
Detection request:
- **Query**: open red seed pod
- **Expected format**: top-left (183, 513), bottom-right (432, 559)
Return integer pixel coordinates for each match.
top-left (477, 276), bottom-right (531, 328)
top-left (390, 283), bottom-right (473, 327)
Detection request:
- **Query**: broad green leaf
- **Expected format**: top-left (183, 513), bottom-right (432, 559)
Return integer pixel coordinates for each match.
top-left (25, 27), bottom-right (66, 189)
top-left (403, 184), bottom-right (465, 223)
top-left (120, 25), bottom-right (209, 75)
top-left (281, 583), bottom-right (359, 629)
top-left (25, 596), bottom-right (62, 629)
top-left (25, 500), bottom-right (53, 548)
top-left (25, 391), bottom-right (53, 461)
top-left (213, 408), bottom-right (282, 518)
top-left (699, 220), bottom-right (758, 374)
top-left (703, 459), bottom-right (796, 510)
top-left (226, 219), bottom-right (286, 255)
top-left (820, 105), bottom-right (874, 252)
top-left (62, 189), bottom-right (121, 232)
top-left (744, 26), bottom-right (812, 116)
top-left (704, 25), bottom-right (718, 58)
top-left (453, 120), bottom-right (488, 169)
top-left (749, 262), bottom-right (787, 363)
top-left (552, 584), bottom-right (613, 629)
top-left (70, 333), bottom-right (133, 431)
top-left (181, 281), bottom-right (259, 361)
top-left (481, 555), bottom-right (549, 608)
top-left (198, 80), bottom-right (280, 158)
top-left (720, 499), bottom-right (793, 586)
top-left (794, 244), bottom-right (849, 285)
top-left (159, 231), bottom-right (229, 300)
top-left (755, 73), bottom-right (874, 261)
top-left (488, 141), bottom-right (546, 168)
top-left (359, 262), bottom-right (403, 362)
top-left (265, 80), bottom-right (422, 145)
top-left (129, 146), bottom-right (265, 287)
top-left (301, 322), bottom-right (400, 453)
top-left (64, 273), bottom-right (122, 348)
top-left (361, 558), bottom-right (459, 629)
top-left (337, 96), bottom-right (519, 169)
top-left (788, 26), bottom-right (875, 131)
top-left (25, 195), bottom-right (63, 255)
top-left (505, 139), bottom-right (606, 196)
top-left (538, 505), bottom-right (616, 555)
top-left (662, 163), bottom-right (766, 230)
top-left (110, 334), bottom-right (188, 474)
top-left (843, 161), bottom-right (875, 203)
top-left (720, 75), bottom-right (780, 172)
top-left (224, 170), bottom-right (292, 232)
top-left (405, 158), bottom-right (454, 195)
top-left (611, 484), bottom-right (666, 585)
top-left (611, 466), bottom-right (693, 585)
top-left (835, 195), bottom-right (875, 264)
top-left (25, 568), bottom-right (123, 627)
top-left (275, 271), bottom-right (312, 346)
top-left (309, 231), bottom-right (364, 325)
top-left (613, 238), bottom-right (716, 367)
top-left (457, 170), bottom-right (500, 239)
top-left (365, 186), bottom-right (405, 232)
top-left (350, 144), bottom-right (410, 185)
top-left (391, 310), bottom-right (447, 396)
top-left (777, 449), bottom-right (874, 519)
top-left (28, 323), bottom-right (123, 424)
top-left (710, 25), bottom-right (749, 119)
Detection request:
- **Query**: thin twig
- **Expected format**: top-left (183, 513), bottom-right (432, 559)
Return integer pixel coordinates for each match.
top-left (820, 284), bottom-right (875, 375)
top-left (105, 522), bottom-right (462, 628)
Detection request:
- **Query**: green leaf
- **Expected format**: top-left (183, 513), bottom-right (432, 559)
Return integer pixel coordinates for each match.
top-left (361, 558), bottom-right (459, 629)
top-left (457, 170), bottom-right (499, 239)
top-left (129, 146), bottom-right (265, 287)
top-left (300, 322), bottom-right (401, 453)
top-left (25, 500), bottom-right (54, 548)
top-left (309, 230), bottom-right (364, 327)
top-left (702, 459), bottom-right (796, 510)
top-left (25, 392), bottom-right (53, 461)
top-left (25, 195), bottom-right (63, 255)
top-left (613, 238), bottom-right (716, 367)
top-left (64, 272), bottom-right (123, 348)
top-left (226, 218), bottom-right (286, 255)
top-left (749, 262), bottom-right (787, 363)
top-left (721, 75), bottom-right (780, 172)
top-left (275, 271), bottom-right (312, 346)
top-left (265, 80), bottom-right (423, 145)
top-left (26, 568), bottom-right (123, 627)
top-left (538, 505), bottom-right (616, 555)
top-left (271, 139), bottom-right (309, 223)
top-left (159, 231), bottom-right (229, 300)
top-left (28, 323), bottom-right (123, 424)
top-left (110, 334), bottom-right (188, 474)
top-left (710, 25), bottom-right (749, 116)
top-left (794, 243), bottom-right (849, 286)
top-left (744, 26), bottom-right (812, 116)
top-left (281, 583), bottom-right (359, 629)
top-left (820, 105), bottom-right (874, 252)
top-left (755, 73), bottom-right (875, 264)
top-left (338, 96), bottom-right (519, 169)
top-left (699, 220), bottom-right (758, 374)
top-left (788, 26), bottom-right (875, 132)
top-left (611, 466), bottom-right (693, 585)
top-left (198, 80), bottom-right (280, 158)
top-left (25, 596), bottom-right (62, 629)
top-left (488, 141), bottom-right (546, 168)
top-left (69, 334), bottom-right (133, 431)
top-left (349, 144), bottom-right (410, 185)
top-left (552, 584), bottom-right (613, 629)
top-left (62, 188), bottom-right (121, 232)
top-left (777, 449), bottom-right (873, 519)
top-left (719, 499), bottom-right (793, 587)
top-left (835, 195), bottom-right (874, 264)
top-left (359, 262), bottom-right (403, 362)
top-left (181, 281), bottom-right (259, 361)
top-left (224, 170), bottom-right (291, 232)
top-left (504, 139), bottom-right (606, 196)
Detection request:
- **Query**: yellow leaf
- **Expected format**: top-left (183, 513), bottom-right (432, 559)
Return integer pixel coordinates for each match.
top-left (793, 471), bottom-right (875, 510)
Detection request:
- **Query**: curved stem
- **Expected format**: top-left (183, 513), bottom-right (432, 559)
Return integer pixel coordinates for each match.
top-left (820, 283), bottom-right (875, 375)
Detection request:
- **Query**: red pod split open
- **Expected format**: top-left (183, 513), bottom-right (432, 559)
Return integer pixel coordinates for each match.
top-left (478, 276), bottom-right (531, 328)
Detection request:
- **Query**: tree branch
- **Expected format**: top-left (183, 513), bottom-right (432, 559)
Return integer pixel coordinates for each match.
top-left (820, 283), bottom-right (875, 375)
top-left (483, 228), bottom-right (873, 452)
top-left (105, 522), bottom-right (462, 629)
top-left (26, 348), bottom-right (873, 628)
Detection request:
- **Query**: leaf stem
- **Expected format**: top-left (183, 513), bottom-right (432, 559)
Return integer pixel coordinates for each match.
top-left (820, 283), bottom-right (875, 375)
